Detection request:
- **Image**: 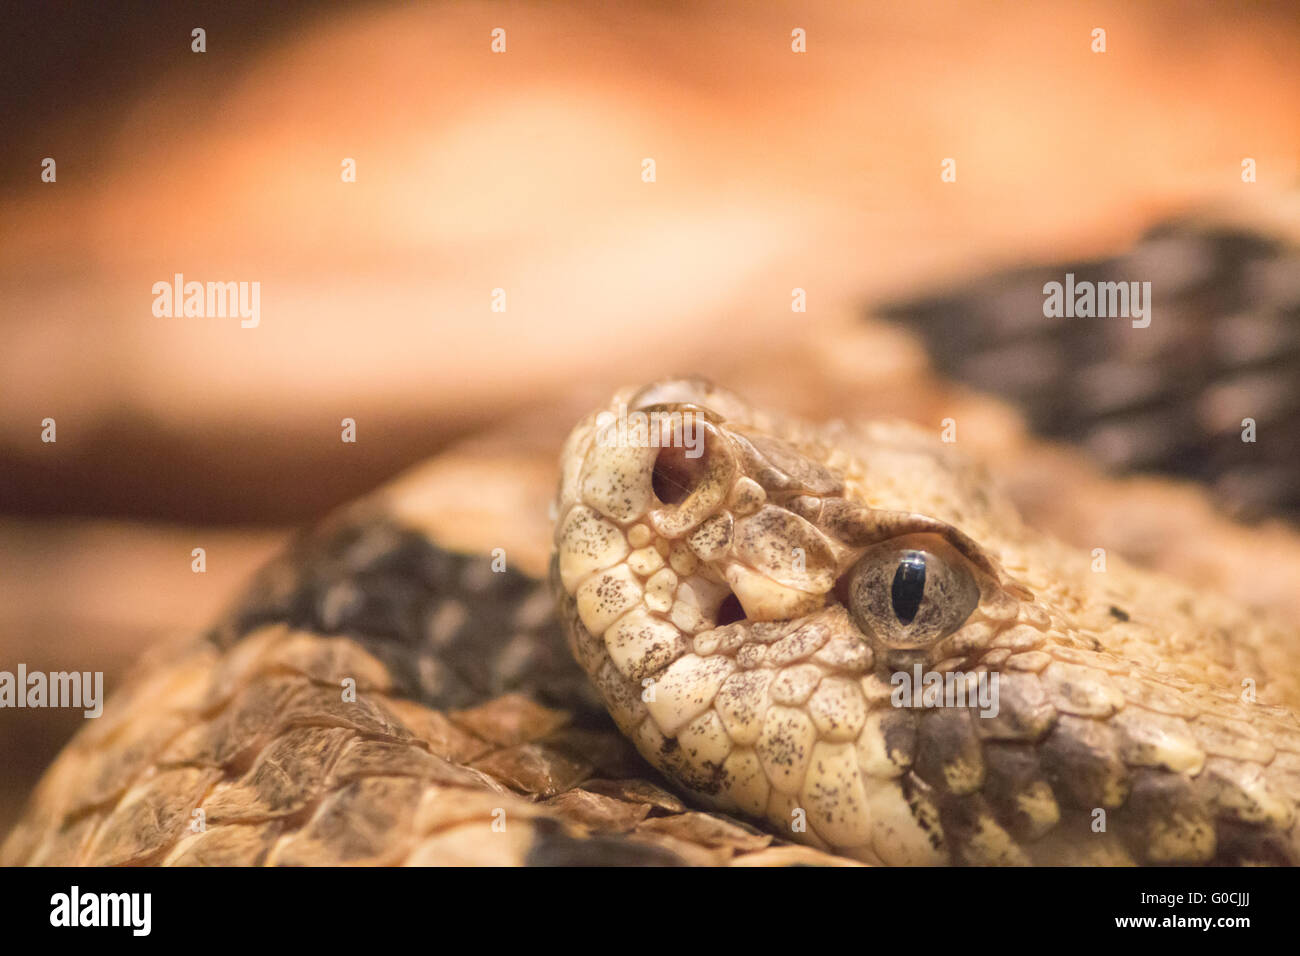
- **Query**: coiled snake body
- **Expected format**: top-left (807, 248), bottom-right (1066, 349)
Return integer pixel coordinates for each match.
top-left (5, 378), bottom-right (1300, 866)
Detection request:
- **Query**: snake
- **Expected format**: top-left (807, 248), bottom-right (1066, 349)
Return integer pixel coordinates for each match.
top-left (4, 373), bottom-right (1300, 866)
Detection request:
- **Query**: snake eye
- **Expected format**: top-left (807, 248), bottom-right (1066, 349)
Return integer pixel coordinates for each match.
top-left (846, 537), bottom-right (979, 648)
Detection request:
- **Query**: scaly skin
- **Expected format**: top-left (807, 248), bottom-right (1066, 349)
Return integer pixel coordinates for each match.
top-left (551, 379), bottom-right (1300, 864)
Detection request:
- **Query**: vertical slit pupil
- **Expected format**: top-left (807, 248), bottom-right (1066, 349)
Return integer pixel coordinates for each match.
top-left (890, 554), bottom-right (927, 625)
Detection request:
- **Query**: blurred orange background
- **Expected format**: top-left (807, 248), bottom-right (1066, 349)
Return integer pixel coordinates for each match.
top-left (2, 0), bottom-right (1298, 834)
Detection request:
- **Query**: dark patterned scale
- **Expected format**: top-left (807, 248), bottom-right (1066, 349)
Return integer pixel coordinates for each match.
top-left (877, 219), bottom-right (1300, 523)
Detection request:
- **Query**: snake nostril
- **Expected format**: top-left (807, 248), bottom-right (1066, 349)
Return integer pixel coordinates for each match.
top-left (715, 592), bottom-right (745, 626)
top-left (652, 443), bottom-right (708, 506)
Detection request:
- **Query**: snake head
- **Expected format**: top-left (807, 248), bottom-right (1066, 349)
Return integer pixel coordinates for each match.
top-left (549, 379), bottom-right (1044, 862)
top-left (551, 379), bottom-right (1300, 866)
